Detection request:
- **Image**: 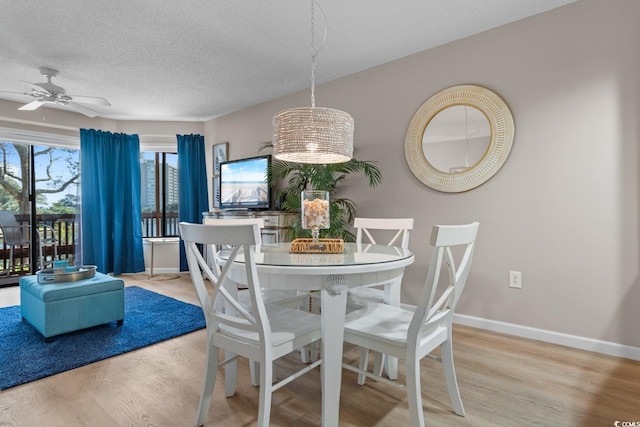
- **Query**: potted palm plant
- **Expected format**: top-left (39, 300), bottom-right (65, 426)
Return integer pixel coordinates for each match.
top-left (260, 143), bottom-right (382, 241)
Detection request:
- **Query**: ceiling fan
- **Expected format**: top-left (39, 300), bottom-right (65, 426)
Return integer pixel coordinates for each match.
top-left (0, 67), bottom-right (110, 118)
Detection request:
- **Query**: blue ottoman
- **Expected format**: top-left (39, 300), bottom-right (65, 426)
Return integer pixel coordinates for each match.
top-left (20, 272), bottom-right (125, 340)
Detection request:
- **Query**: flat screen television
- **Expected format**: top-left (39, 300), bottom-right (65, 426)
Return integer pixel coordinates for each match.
top-left (219, 155), bottom-right (271, 210)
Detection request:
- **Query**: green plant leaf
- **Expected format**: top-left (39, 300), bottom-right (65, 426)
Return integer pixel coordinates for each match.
top-left (259, 141), bottom-right (382, 240)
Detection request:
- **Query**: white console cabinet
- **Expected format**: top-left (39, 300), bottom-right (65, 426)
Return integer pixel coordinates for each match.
top-left (202, 210), bottom-right (298, 243)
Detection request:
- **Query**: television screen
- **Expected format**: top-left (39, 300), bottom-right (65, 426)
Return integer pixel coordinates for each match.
top-left (219, 155), bottom-right (271, 210)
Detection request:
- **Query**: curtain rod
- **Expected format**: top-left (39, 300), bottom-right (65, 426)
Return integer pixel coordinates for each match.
top-left (0, 115), bottom-right (79, 132)
top-left (0, 116), bottom-right (179, 138)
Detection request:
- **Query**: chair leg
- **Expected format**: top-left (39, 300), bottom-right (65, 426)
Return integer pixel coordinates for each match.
top-left (357, 347), bottom-right (369, 385)
top-left (8, 246), bottom-right (14, 273)
top-left (309, 295), bottom-right (322, 363)
top-left (300, 346), bottom-right (310, 363)
top-left (257, 360), bottom-right (274, 427)
top-left (249, 360), bottom-right (279, 388)
top-left (195, 343), bottom-right (219, 427)
top-left (311, 292), bottom-right (321, 314)
top-left (371, 352), bottom-right (399, 380)
top-left (406, 353), bottom-right (425, 427)
top-left (311, 339), bottom-right (322, 363)
top-left (441, 338), bottom-right (465, 416)
top-left (224, 350), bottom-right (237, 397)
top-left (373, 352), bottom-right (384, 377)
top-left (384, 354), bottom-right (399, 380)
top-left (250, 360), bottom-right (260, 386)
top-left (37, 242), bottom-right (44, 271)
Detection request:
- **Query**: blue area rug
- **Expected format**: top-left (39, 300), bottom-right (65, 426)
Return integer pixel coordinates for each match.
top-left (0, 286), bottom-right (205, 390)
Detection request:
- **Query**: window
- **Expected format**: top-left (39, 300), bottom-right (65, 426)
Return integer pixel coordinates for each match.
top-left (140, 152), bottom-right (178, 237)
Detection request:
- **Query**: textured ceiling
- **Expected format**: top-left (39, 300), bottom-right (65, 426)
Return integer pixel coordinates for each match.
top-left (0, 0), bottom-right (577, 121)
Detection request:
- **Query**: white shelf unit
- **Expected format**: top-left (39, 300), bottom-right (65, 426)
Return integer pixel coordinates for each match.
top-left (202, 210), bottom-right (298, 243)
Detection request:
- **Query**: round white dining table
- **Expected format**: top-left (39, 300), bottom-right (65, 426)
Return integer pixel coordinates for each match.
top-left (218, 242), bottom-right (414, 427)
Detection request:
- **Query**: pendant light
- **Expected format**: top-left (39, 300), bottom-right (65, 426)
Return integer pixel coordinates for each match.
top-left (272, 0), bottom-right (354, 164)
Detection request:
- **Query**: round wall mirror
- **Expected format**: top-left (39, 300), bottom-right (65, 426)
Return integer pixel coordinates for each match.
top-left (405, 85), bottom-right (514, 192)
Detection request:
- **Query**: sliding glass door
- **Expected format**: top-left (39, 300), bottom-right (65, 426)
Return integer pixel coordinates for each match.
top-left (0, 141), bottom-right (78, 283)
top-left (33, 145), bottom-right (79, 269)
top-left (0, 141), bottom-right (32, 281)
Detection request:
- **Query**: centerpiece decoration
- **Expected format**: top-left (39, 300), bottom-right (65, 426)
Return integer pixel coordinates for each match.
top-left (291, 190), bottom-right (344, 253)
top-left (301, 190), bottom-right (330, 243)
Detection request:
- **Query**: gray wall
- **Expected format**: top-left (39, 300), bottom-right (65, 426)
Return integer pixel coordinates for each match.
top-left (205, 0), bottom-right (640, 348)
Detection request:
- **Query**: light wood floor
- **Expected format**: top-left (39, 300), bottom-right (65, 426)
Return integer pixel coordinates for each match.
top-left (1, 274), bottom-right (639, 426)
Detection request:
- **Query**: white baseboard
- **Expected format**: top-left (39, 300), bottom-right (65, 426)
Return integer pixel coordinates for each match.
top-left (120, 269), bottom-right (185, 276)
top-left (144, 268), bottom-right (181, 275)
top-left (453, 313), bottom-right (640, 361)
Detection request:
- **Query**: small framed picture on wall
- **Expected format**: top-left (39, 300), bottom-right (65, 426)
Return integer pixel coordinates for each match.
top-left (213, 142), bottom-right (229, 176)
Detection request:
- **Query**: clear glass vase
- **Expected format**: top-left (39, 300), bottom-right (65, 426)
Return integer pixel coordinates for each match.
top-left (301, 190), bottom-right (330, 244)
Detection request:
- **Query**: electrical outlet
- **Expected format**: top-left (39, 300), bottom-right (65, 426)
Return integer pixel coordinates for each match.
top-left (509, 271), bottom-right (522, 289)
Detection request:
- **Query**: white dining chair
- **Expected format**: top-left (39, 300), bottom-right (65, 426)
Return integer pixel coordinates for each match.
top-left (203, 217), bottom-right (309, 310)
top-left (201, 217), bottom-right (313, 385)
top-left (346, 217), bottom-right (414, 308)
top-left (342, 222), bottom-right (479, 427)
top-left (308, 217), bottom-right (414, 376)
top-left (180, 222), bottom-right (323, 427)
top-left (342, 217), bottom-right (414, 381)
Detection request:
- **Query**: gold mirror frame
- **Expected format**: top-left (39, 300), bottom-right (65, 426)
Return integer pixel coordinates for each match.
top-left (405, 84), bottom-right (514, 192)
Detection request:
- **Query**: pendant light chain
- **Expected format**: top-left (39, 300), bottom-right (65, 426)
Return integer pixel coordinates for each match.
top-left (310, 0), bottom-right (327, 109)
top-left (310, 0), bottom-right (316, 108)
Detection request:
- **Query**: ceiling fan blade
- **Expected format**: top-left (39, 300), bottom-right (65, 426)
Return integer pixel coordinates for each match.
top-left (0, 90), bottom-right (29, 97)
top-left (18, 100), bottom-right (45, 111)
top-left (64, 101), bottom-right (99, 118)
top-left (68, 95), bottom-right (111, 106)
top-left (19, 80), bottom-right (51, 96)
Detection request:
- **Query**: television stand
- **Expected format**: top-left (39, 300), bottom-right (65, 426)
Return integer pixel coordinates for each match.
top-left (202, 210), bottom-right (297, 244)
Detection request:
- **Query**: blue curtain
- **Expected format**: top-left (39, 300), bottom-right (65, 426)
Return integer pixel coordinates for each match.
top-left (80, 128), bottom-right (145, 275)
top-left (177, 134), bottom-right (209, 271)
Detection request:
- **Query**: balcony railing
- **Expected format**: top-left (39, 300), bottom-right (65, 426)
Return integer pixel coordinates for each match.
top-left (141, 212), bottom-right (180, 237)
top-left (0, 212), bottom-right (180, 279)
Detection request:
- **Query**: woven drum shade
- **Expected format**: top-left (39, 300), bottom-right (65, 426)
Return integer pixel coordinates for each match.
top-left (273, 106), bottom-right (354, 164)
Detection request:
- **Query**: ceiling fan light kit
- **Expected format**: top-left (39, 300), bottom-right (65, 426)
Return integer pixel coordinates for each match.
top-left (0, 66), bottom-right (110, 118)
